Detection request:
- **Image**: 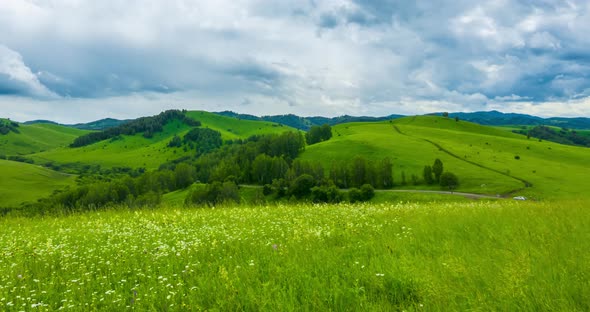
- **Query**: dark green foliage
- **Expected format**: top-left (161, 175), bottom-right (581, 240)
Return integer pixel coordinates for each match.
top-left (262, 184), bottom-right (273, 196)
top-left (349, 156), bottom-right (368, 188)
top-left (7, 155), bottom-right (34, 164)
top-left (514, 155), bottom-right (520, 160)
top-left (174, 163), bottom-right (196, 189)
top-left (423, 166), bottom-right (434, 185)
top-left (440, 172), bottom-right (459, 190)
top-left (271, 178), bottom-right (289, 197)
top-left (185, 182), bottom-right (240, 206)
top-left (360, 184), bottom-right (375, 201)
top-left (377, 158), bottom-right (394, 189)
top-left (328, 157), bottom-right (393, 190)
top-left (306, 124), bottom-right (333, 145)
top-left (168, 135), bottom-right (182, 148)
top-left (252, 155), bottom-right (289, 185)
top-left (183, 128), bottom-right (223, 155)
top-left (311, 185), bottom-right (343, 203)
top-left (0, 119), bottom-right (19, 135)
top-left (289, 174), bottom-right (316, 198)
top-left (71, 110), bottom-right (200, 147)
top-left (514, 125), bottom-right (590, 147)
top-left (432, 159), bottom-right (443, 183)
top-left (348, 188), bottom-right (363, 203)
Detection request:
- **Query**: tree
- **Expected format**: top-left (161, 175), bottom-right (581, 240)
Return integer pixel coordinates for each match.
top-left (442, 112), bottom-right (449, 118)
top-left (432, 159), bottom-right (443, 183)
top-left (349, 156), bottom-right (367, 188)
top-left (348, 188), bottom-right (363, 203)
top-left (175, 163), bottom-right (196, 189)
top-left (306, 124), bottom-right (332, 145)
top-left (440, 172), bottom-right (459, 191)
top-left (423, 166), bottom-right (434, 185)
top-left (360, 184), bottom-right (375, 201)
top-left (378, 158), bottom-right (393, 189)
top-left (289, 174), bottom-right (315, 198)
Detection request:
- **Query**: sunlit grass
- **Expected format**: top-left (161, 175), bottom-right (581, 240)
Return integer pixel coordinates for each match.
top-left (1, 201), bottom-right (588, 311)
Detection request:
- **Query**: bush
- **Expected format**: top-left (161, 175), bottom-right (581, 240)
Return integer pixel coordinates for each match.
top-left (348, 188), bottom-right (363, 203)
top-left (360, 184), bottom-right (375, 201)
top-left (262, 184), bottom-right (273, 196)
top-left (311, 185), bottom-right (343, 203)
top-left (289, 174), bottom-right (315, 199)
top-left (440, 172), bottom-right (459, 191)
top-left (185, 182), bottom-right (240, 207)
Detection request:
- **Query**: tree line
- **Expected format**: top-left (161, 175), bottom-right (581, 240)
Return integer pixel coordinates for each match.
top-left (70, 110), bottom-right (201, 147)
top-left (0, 119), bottom-right (19, 135)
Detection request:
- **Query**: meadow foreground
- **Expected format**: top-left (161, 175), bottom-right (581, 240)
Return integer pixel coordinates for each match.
top-left (1, 200), bottom-right (588, 311)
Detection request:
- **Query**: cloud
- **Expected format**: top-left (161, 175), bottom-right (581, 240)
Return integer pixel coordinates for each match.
top-left (0, 45), bottom-right (57, 98)
top-left (1, 0), bottom-right (590, 121)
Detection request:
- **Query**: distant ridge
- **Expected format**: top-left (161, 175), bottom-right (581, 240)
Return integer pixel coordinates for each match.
top-left (24, 118), bottom-right (131, 131)
top-left (19, 110), bottom-right (590, 131)
top-left (216, 111), bottom-right (404, 130)
top-left (436, 111), bottom-right (590, 129)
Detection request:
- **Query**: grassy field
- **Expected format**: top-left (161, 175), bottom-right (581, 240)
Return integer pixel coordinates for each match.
top-left (0, 123), bottom-right (90, 156)
top-left (300, 116), bottom-right (590, 199)
top-left (0, 159), bottom-right (77, 207)
top-left (0, 201), bottom-right (587, 311)
top-left (394, 116), bottom-right (590, 199)
top-left (30, 111), bottom-right (296, 169)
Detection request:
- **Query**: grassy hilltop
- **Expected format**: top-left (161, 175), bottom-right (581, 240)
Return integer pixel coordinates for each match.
top-left (28, 111), bottom-right (295, 170)
top-left (0, 122), bottom-right (90, 156)
top-left (300, 116), bottom-right (590, 200)
top-left (0, 159), bottom-right (76, 207)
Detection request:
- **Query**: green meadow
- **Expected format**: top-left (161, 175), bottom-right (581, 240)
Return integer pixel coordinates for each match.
top-left (29, 111), bottom-right (295, 170)
top-left (0, 123), bottom-right (90, 156)
top-left (300, 116), bottom-right (590, 199)
top-left (1, 111), bottom-right (590, 310)
top-left (0, 159), bottom-right (76, 207)
top-left (1, 201), bottom-right (588, 311)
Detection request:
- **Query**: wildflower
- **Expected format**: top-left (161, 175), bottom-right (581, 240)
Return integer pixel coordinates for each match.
top-left (376, 273), bottom-right (385, 277)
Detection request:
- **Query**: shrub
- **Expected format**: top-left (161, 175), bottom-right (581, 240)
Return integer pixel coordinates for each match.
top-left (289, 174), bottom-right (315, 199)
top-left (440, 172), bottom-right (459, 191)
top-left (360, 184), bottom-right (375, 201)
top-left (348, 188), bottom-right (363, 203)
top-left (262, 184), bottom-right (273, 196)
top-left (311, 185), bottom-right (343, 203)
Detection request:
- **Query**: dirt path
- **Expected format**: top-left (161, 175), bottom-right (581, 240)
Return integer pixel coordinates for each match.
top-left (375, 189), bottom-right (501, 199)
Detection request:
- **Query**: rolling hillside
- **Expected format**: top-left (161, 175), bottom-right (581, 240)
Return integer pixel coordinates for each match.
top-left (0, 159), bottom-right (77, 207)
top-left (300, 116), bottom-right (590, 199)
top-left (0, 122), bottom-right (91, 155)
top-left (30, 111), bottom-right (298, 169)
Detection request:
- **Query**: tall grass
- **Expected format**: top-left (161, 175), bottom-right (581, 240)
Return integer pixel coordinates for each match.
top-left (0, 201), bottom-right (588, 311)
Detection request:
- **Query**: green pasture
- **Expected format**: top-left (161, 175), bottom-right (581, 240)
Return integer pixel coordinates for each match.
top-left (30, 111), bottom-right (296, 169)
top-left (300, 116), bottom-right (590, 199)
top-left (393, 116), bottom-right (590, 199)
top-left (0, 201), bottom-right (587, 311)
top-left (0, 159), bottom-right (76, 207)
top-left (0, 123), bottom-right (90, 156)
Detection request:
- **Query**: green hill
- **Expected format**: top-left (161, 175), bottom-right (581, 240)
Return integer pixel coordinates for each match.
top-left (299, 116), bottom-right (590, 199)
top-left (30, 111), bottom-right (297, 169)
top-left (0, 159), bottom-right (77, 207)
top-left (0, 122), bottom-right (91, 156)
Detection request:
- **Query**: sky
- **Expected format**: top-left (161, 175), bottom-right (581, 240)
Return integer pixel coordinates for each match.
top-left (1, 0), bottom-right (590, 123)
